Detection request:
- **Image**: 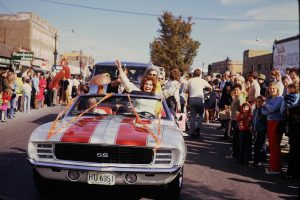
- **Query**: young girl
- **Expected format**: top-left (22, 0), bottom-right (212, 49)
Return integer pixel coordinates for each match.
top-left (0, 89), bottom-right (11, 122)
top-left (252, 96), bottom-right (267, 167)
top-left (0, 90), bottom-right (3, 122)
top-left (236, 102), bottom-right (253, 164)
top-left (22, 79), bottom-right (32, 113)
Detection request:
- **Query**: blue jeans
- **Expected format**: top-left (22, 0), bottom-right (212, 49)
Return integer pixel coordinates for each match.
top-left (9, 97), bottom-right (16, 118)
top-left (188, 97), bottom-right (204, 136)
top-left (23, 93), bottom-right (31, 113)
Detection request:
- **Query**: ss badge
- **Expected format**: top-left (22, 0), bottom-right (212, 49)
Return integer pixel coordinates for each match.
top-left (96, 153), bottom-right (109, 158)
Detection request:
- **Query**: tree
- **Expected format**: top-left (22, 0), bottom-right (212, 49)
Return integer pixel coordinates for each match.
top-left (150, 11), bottom-right (200, 75)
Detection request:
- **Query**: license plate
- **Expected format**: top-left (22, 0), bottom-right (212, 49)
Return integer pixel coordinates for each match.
top-left (87, 172), bottom-right (115, 185)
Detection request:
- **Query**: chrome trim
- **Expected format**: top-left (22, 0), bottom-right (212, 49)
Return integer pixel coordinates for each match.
top-left (28, 158), bottom-right (181, 174)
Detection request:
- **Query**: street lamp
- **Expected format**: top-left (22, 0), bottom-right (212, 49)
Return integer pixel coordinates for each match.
top-left (225, 56), bottom-right (230, 72)
top-left (53, 32), bottom-right (58, 72)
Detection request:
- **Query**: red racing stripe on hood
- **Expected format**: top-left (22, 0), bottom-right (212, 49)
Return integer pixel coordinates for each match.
top-left (61, 116), bottom-right (106, 143)
top-left (115, 118), bottom-right (150, 146)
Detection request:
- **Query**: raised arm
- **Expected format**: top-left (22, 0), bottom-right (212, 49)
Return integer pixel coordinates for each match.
top-left (115, 59), bottom-right (139, 93)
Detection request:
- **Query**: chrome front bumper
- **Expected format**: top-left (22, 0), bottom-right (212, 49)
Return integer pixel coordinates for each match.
top-left (28, 158), bottom-right (181, 174)
top-left (29, 158), bottom-right (182, 185)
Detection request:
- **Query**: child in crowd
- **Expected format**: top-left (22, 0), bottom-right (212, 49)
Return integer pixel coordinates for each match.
top-left (228, 84), bottom-right (245, 159)
top-left (252, 96), bottom-right (267, 167)
top-left (236, 102), bottom-right (253, 164)
top-left (0, 90), bottom-right (3, 122)
top-left (22, 79), bottom-right (32, 113)
top-left (0, 89), bottom-right (11, 122)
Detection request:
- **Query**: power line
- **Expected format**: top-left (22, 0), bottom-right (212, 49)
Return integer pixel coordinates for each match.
top-left (39, 0), bottom-right (298, 23)
top-left (0, 1), bottom-right (12, 14)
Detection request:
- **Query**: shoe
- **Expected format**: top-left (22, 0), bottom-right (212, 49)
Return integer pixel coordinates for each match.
top-left (219, 136), bottom-right (229, 140)
top-left (282, 175), bottom-right (296, 180)
top-left (252, 162), bottom-right (263, 168)
top-left (182, 132), bottom-right (189, 137)
top-left (265, 168), bottom-right (280, 175)
top-left (257, 162), bottom-right (264, 167)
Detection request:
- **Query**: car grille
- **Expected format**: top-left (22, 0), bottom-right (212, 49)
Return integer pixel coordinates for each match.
top-left (54, 144), bottom-right (154, 164)
top-left (37, 144), bottom-right (54, 159)
top-left (154, 149), bottom-right (173, 164)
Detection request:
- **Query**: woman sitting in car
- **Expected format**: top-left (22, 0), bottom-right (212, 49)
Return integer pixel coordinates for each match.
top-left (116, 59), bottom-right (180, 117)
top-left (116, 59), bottom-right (180, 100)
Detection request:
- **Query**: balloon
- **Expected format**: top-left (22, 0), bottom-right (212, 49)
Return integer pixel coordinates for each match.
top-left (49, 66), bottom-right (71, 90)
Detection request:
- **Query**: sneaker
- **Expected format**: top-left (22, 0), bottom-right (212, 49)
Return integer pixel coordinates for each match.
top-left (257, 162), bottom-right (264, 167)
top-left (219, 136), bottom-right (229, 140)
top-left (265, 168), bottom-right (280, 175)
top-left (216, 126), bottom-right (225, 130)
top-left (182, 132), bottom-right (189, 137)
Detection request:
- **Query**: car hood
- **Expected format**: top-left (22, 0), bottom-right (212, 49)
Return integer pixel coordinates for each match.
top-left (29, 115), bottom-right (184, 149)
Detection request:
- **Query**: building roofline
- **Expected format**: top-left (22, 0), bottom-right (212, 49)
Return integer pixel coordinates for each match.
top-left (274, 34), bottom-right (299, 45)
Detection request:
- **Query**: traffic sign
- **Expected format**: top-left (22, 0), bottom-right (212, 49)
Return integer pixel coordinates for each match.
top-left (12, 52), bottom-right (34, 61)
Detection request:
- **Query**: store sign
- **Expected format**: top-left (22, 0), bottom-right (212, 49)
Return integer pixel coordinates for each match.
top-left (273, 39), bottom-right (299, 70)
top-left (0, 57), bottom-right (11, 65)
top-left (12, 52), bottom-right (34, 61)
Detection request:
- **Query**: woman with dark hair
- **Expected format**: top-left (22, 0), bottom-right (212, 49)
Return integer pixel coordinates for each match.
top-left (116, 59), bottom-right (180, 116)
top-left (116, 59), bottom-right (179, 99)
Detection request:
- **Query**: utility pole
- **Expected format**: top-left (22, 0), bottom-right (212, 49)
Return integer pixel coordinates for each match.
top-left (53, 32), bottom-right (58, 72)
top-left (79, 49), bottom-right (82, 76)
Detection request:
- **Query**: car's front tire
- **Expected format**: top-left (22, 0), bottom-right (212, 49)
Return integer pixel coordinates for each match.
top-left (33, 168), bottom-right (58, 195)
top-left (161, 168), bottom-right (183, 200)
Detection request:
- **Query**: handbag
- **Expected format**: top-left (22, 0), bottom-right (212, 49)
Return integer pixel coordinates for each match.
top-left (175, 112), bottom-right (187, 132)
top-left (219, 107), bottom-right (231, 120)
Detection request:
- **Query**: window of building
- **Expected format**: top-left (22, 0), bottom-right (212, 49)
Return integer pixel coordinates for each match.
top-left (258, 64), bottom-right (261, 70)
top-left (265, 63), bottom-right (268, 70)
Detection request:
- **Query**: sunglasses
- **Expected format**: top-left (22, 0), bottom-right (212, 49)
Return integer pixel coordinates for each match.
top-left (149, 73), bottom-right (158, 77)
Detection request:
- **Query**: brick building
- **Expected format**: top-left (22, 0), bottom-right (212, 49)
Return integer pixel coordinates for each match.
top-left (208, 57), bottom-right (243, 76)
top-left (0, 12), bottom-right (57, 71)
top-left (62, 51), bottom-right (94, 78)
top-left (243, 50), bottom-right (272, 77)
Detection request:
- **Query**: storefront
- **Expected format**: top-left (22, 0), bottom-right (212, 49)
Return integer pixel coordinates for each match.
top-left (0, 56), bottom-right (12, 69)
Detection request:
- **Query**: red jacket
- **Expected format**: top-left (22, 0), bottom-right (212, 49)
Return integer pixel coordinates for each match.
top-left (2, 91), bottom-right (11, 105)
top-left (236, 102), bottom-right (253, 131)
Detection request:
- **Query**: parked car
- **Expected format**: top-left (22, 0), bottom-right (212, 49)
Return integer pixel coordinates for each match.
top-left (27, 93), bottom-right (187, 199)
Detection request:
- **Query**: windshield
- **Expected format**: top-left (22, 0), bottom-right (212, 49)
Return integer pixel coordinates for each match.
top-left (94, 65), bottom-right (146, 83)
top-left (68, 95), bottom-right (167, 119)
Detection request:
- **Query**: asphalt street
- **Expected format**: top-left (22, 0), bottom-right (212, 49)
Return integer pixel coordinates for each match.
top-left (0, 106), bottom-right (299, 200)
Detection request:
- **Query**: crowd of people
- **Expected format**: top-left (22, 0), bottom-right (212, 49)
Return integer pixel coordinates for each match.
top-left (206, 68), bottom-right (299, 178)
top-left (0, 67), bottom-right (88, 122)
top-left (1, 61), bottom-right (299, 184)
top-left (113, 61), bottom-right (299, 181)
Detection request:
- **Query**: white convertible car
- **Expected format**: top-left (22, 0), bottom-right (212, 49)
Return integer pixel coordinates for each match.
top-left (27, 93), bottom-right (187, 199)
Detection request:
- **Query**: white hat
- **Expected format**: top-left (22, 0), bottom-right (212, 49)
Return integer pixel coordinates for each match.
top-left (235, 74), bottom-right (245, 82)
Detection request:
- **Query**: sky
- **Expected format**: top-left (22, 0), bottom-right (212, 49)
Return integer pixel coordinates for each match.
top-left (0, 0), bottom-right (299, 71)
